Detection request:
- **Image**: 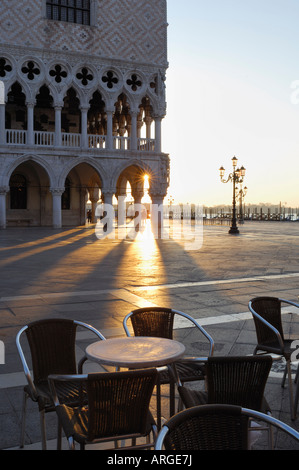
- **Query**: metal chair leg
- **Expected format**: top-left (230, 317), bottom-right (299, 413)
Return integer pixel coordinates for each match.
top-left (20, 390), bottom-right (28, 448)
top-left (68, 436), bottom-right (76, 450)
top-left (286, 360), bottom-right (295, 421)
top-left (57, 419), bottom-right (62, 450)
top-left (281, 363), bottom-right (288, 388)
top-left (155, 376), bottom-right (162, 430)
top-left (39, 409), bottom-right (47, 450)
top-left (294, 378), bottom-right (299, 420)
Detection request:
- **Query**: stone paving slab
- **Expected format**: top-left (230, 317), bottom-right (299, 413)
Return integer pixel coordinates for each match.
top-left (0, 221), bottom-right (299, 450)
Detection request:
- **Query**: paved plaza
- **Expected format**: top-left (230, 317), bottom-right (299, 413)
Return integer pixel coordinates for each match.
top-left (0, 220), bottom-right (299, 450)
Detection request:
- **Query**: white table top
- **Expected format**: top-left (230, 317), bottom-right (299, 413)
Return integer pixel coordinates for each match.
top-left (85, 336), bottom-right (186, 369)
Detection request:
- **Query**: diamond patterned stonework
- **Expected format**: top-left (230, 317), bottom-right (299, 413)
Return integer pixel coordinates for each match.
top-left (0, 0), bottom-right (167, 66)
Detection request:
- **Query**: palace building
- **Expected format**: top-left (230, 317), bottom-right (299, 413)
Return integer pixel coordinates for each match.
top-left (0, 0), bottom-right (169, 228)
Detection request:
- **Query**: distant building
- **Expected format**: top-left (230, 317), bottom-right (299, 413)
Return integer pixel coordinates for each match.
top-left (0, 0), bottom-right (169, 228)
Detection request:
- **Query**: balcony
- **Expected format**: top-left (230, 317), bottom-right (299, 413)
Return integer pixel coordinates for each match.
top-left (4, 129), bottom-right (156, 152)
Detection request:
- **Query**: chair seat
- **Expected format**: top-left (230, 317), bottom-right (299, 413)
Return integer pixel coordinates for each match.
top-left (25, 380), bottom-right (87, 412)
top-left (179, 386), bottom-right (271, 414)
top-left (55, 403), bottom-right (155, 446)
top-left (159, 361), bottom-right (206, 384)
top-left (256, 339), bottom-right (294, 359)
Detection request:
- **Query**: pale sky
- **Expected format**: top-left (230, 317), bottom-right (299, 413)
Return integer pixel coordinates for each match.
top-left (163, 0), bottom-right (299, 207)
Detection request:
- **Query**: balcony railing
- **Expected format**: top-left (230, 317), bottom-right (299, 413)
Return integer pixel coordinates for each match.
top-left (35, 131), bottom-right (55, 146)
top-left (138, 138), bottom-right (155, 151)
top-left (88, 134), bottom-right (106, 149)
top-left (4, 129), bottom-right (156, 152)
top-left (61, 132), bottom-right (81, 147)
top-left (6, 129), bottom-right (27, 145)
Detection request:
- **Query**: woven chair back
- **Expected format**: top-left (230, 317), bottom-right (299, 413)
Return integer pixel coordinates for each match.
top-left (129, 307), bottom-right (175, 339)
top-left (251, 297), bottom-right (284, 346)
top-left (206, 355), bottom-right (272, 411)
top-left (164, 404), bottom-right (249, 450)
top-left (25, 319), bottom-right (77, 385)
top-left (86, 369), bottom-right (158, 441)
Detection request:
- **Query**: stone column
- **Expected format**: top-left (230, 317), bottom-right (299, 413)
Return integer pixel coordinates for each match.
top-left (132, 190), bottom-right (145, 232)
top-left (0, 103), bottom-right (5, 145)
top-left (130, 111), bottom-right (137, 150)
top-left (145, 116), bottom-right (152, 140)
top-left (137, 110), bottom-right (143, 139)
top-left (89, 186), bottom-right (100, 223)
top-left (0, 186), bottom-right (8, 229)
top-left (102, 190), bottom-right (114, 207)
top-left (50, 188), bottom-right (64, 228)
top-left (80, 106), bottom-right (88, 148)
top-left (54, 106), bottom-right (62, 147)
top-left (27, 101), bottom-right (35, 146)
top-left (154, 116), bottom-right (162, 153)
top-left (117, 194), bottom-right (126, 226)
top-left (97, 190), bottom-right (115, 236)
top-left (149, 192), bottom-right (165, 239)
top-left (106, 109), bottom-right (113, 149)
top-left (118, 115), bottom-right (126, 149)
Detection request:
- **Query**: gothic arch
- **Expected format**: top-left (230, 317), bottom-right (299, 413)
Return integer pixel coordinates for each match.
top-left (6, 79), bottom-right (31, 103)
top-left (2, 153), bottom-right (55, 188)
top-left (57, 156), bottom-right (106, 189)
top-left (114, 161), bottom-right (154, 202)
top-left (112, 160), bottom-right (154, 190)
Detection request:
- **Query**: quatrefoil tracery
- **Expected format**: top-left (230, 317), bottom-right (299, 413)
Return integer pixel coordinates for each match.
top-left (0, 58), bottom-right (12, 78)
top-left (21, 61), bottom-right (40, 80)
top-left (102, 70), bottom-right (119, 89)
top-left (49, 64), bottom-right (68, 83)
top-left (126, 74), bottom-right (142, 92)
top-left (76, 67), bottom-right (93, 86)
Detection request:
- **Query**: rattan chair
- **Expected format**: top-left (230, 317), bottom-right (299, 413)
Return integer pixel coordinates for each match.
top-left (123, 307), bottom-right (214, 426)
top-left (154, 404), bottom-right (299, 450)
top-left (178, 355), bottom-right (273, 447)
top-left (16, 318), bottom-right (106, 449)
top-left (249, 296), bottom-right (299, 420)
top-left (48, 368), bottom-right (159, 450)
top-left (178, 355), bottom-right (272, 411)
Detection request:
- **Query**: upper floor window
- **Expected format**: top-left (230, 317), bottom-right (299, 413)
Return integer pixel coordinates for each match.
top-left (46, 0), bottom-right (90, 25)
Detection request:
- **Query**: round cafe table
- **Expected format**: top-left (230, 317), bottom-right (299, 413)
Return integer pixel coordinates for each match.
top-left (85, 336), bottom-right (185, 369)
top-left (85, 336), bottom-right (186, 429)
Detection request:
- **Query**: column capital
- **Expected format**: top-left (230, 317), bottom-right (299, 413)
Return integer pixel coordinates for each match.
top-left (26, 100), bottom-right (36, 107)
top-left (0, 186), bottom-right (9, 194)
top-left (152, 113), bottom-right (165, 120)
top-left (101, 189), bottom-right (115, 197)
top-left (50, 187), bottom-right (64, 196)
top-left (80, 105), bottom-right (90, 112)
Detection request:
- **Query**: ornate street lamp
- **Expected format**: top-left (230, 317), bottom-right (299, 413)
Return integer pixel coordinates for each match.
top-left (238, 185), bottom-right (248, 223)
top-left (219, 156), bottom-right (246, 234)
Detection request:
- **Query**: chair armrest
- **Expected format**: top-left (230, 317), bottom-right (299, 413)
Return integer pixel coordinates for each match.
top-left (74, 320), bottom-right (106, 340)
top-left (48, 374), bottom-right (87, 406)
top-left (248, 302), bottom-right (284, 351)
top-left (123, 313), bottom-right (132, 336)
top-left (16, 326), bottom-right (37, 399)
top-left (173, 309), bottom-right (214, 356)
top-left (280, 299), bottom-right (299, 313)
top-left (177, 356), bottom-right (208, 363)
top-left (155, 425), bottom-right (170, 450)
top-left (74, 321), bottom-right (106, 373)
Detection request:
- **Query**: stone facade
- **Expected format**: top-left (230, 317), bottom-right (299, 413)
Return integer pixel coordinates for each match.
top-left (0, 0), bottom-right (169, 228)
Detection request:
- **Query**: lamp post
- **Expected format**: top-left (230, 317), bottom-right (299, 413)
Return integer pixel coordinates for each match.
top-left (238, 185), bottom-right (247, 223)
top-left (219, 156), bottom-right (246, 234)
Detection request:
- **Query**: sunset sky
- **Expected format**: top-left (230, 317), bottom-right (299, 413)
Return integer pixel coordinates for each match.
top-left (163, 0), bottom-right (299, 207)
